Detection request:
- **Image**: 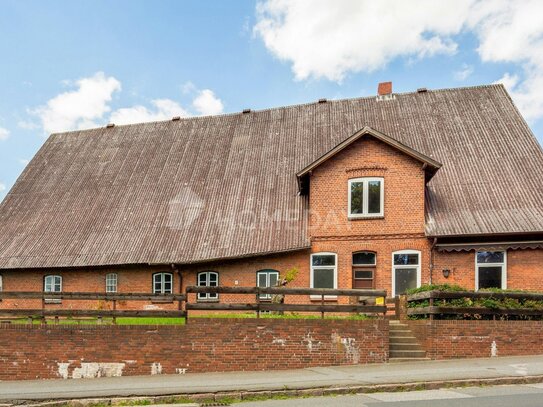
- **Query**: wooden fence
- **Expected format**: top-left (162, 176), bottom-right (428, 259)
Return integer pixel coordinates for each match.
top-left (0, 286), bottom-right (387, 321)
top-left (0, 291), bottom-right (187, 321)
top-left (407, 290), bottom-right (543, 319)
top-left (185, 286), bottom-right (387, 318)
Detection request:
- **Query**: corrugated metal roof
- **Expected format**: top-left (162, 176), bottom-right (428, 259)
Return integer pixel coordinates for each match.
top-left (1, 84), bottom-right (542, 269)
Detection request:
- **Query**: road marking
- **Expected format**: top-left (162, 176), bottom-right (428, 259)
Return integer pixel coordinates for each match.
top-left (364, 389), bottom-right (473, 402)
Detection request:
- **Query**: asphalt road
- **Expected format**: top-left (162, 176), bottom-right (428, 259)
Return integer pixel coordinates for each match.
top-left (240, 383), bottom-right (543, 407)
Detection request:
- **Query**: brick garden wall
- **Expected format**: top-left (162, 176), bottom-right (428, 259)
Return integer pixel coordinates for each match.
top-left (0, 318), bottom-right (388, 381)
top-left (408, 320), bottom-right (543, 359)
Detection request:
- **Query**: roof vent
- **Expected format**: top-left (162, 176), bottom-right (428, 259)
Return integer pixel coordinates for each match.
top-left (106, 123), bottom-right (115, 128)
top-left (417, 88), bottom-right (428, 93)
top-left (172, 116), bottom-right (181, 121)
top-left (242, 109), bottom-right (251, 114)
top-left (318, 98), bottom-right (327, 103)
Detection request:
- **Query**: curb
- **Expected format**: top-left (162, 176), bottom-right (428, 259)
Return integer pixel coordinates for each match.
top-left (8, 374), bottom-right (543, 406)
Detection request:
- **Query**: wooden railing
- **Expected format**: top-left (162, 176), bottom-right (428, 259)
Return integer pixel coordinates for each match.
top-left (407, 290), bottom-right (543, 320)
top-left (0, 291), bottom-right (187, 321)
top-left (185, 286), bottom-right (387, 318)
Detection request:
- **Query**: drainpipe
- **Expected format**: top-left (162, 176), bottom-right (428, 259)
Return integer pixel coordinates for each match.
top-left (429, 238), bottom-right (437, 285)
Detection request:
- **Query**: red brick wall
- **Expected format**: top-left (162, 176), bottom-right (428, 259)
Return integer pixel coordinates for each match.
top-left (0, 318), bottom-right (388, 380)
top-left (408, 320), bottom-right (543, 359)
top-left (432, 249), bottom-right (543, 291)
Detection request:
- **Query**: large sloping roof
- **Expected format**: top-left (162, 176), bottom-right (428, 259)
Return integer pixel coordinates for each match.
top-left (1, 84), bottom-right (542, 269)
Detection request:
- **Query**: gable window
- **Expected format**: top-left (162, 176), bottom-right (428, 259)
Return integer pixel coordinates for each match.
top-left (197, 271), bottom-right (219, 301)
top-left (153, 273), bottom-right (173, 294)
top-left (44, 275), bottom-right (62, 293)
top-left (106, 273), bottom-right (118, 293)
top-left (348, 177), bottom-right (384, 218)
top-left (476, 251), bottom-right (506, 290)
top-left (352, 252), bottom-right (376, 289)
top-left (392, 250), bottom-right (421, 296)
top-left (257, 269), bottom-right (280, 300)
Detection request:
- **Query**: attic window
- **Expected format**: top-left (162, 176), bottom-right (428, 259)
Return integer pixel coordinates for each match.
top-left (348, 177), bottom-right (384, 218)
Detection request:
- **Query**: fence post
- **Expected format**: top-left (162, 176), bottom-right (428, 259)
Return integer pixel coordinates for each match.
top-left (429, 296), bottom-right (434, 321)
top-left (112, 299), bottom-right (117, 325)
top-left (321, 293), bottom-right (325, 319)
top-left (258, 288), bottom-right (262, 318)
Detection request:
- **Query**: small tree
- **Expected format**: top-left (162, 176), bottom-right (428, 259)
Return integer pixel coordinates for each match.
top-left (271, 267), bottom-right (299, 314)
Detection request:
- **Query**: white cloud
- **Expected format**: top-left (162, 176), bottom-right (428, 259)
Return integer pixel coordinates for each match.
top-left (454, 64), bottom-right (474, 81)
top-left (33, 72), bottom-right (121, 135)
top-left (254, 0), bottom-right (543, 121)
top-left (19, 159), bottom-right (30, 166)
top-left (0, 183), bottom-right (5, 193)
top-left (110, 99), bottom-right (190, 125)
top-left (0, 127), bottom-right (9, 141)
top-left (192, 89), bottom-right (224, 116)
top-left (254, 0), bottom-right (471, 81)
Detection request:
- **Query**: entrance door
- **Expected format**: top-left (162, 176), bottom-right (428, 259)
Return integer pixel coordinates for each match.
top-left (392, 250), bottom-right (421, 296)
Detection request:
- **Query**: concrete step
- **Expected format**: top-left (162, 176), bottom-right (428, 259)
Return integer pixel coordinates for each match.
top-left (389, 349), bottom-right (427, 358)
top-left (389, 343), bottom-right (424, 351)
top-left (389, 357), bottom-right (431, 363)
top-left (389, 330), bottom-right (413, 336)
top-left (389, 336), bottom-right (418, 343)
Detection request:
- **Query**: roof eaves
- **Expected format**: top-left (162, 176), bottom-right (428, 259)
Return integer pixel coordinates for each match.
top-left (296, 126), bottom-right (442, 181)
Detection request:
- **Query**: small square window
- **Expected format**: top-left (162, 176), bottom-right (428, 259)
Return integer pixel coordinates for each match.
top-left (348, 178), bottom-right (384, 218)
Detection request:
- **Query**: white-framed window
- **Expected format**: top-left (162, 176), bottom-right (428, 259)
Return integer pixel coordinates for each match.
top-left (44, 275), bottom-right (62, 293)
top-left (197, 271), bottom-right (219, 301)
top-left (392, 250), bottom-right (421, 297)
top-left (352, 251), bottom-right (376, 289)
top-left (257, 269), bottom-right (280, 300)
top-left (476, 251), bottom-right (506, 290)
top-left (348, 177), bottom-right (384, 218)
top-left (310, 253), bottom-right (337, 299)
top-left (153, 272), bottom-right (173, 294)
top-left (106, 273), bottom-right (118, 293)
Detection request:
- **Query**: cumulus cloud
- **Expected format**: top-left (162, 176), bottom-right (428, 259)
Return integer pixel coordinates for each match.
top-left (0, 183), bottom-right (5, 193)
top-left (254, 0), bottom-right (470, 81)
top-left (254, 0), bottom-right (543, 121)
top-left (19, 159), bottom-right (30, 166)
top-left (33, 72), bottom-right (121, 134)
top-left (0, 127), bottom-right (9, 141)
top-left (29, 73), bottom-right (226, 131)
top-left (192, 89), bottom-right (224, 116)
top-left (110, 99), bottom-right (190, 125)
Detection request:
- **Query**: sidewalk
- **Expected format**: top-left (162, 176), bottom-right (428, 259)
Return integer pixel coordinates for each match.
top-left (2, 355), bottom-right (543, 402)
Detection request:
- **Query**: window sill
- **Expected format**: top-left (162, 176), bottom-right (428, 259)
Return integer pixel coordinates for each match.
top-left (310, 295), bottom-right (338, 302)
top-left (44, 299), bottom-right (62, 304)
top-left (348, 215), bottom-right (384, 220)
top-left (197, 299), bottom-right (220, 303)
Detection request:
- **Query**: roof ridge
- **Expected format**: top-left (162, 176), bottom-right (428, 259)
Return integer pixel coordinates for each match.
top-left (49, 83), bottom-right (505, 138)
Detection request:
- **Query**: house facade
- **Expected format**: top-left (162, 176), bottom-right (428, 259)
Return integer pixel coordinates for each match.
top-left (1, 83), bottom-right (542, 309)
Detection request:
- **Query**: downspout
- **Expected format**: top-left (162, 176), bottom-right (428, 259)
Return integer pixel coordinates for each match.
top-left (429, 237), bottom-right (437, 285)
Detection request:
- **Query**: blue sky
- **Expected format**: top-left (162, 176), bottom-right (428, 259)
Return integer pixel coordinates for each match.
top-left (1, 0), bottom-right (543, 200)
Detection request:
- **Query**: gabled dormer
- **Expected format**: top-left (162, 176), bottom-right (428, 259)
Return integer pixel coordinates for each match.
top-left (296, 126), bottom-right (442, 238)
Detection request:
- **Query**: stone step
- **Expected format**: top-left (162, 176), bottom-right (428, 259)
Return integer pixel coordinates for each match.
top-left (389, 343), bottom-right (424, 351)
top-left (389, 336), bottom-right (419, 343)
top-left (389, 357), bottom-right (431, 363)
top-left (389, 349), bottom-right (427, 358)
top-left (389, 330), bottom-right (413, 336)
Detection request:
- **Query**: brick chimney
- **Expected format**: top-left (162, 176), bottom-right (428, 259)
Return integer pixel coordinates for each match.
top-left (377, 81), bottom-right (392, 96)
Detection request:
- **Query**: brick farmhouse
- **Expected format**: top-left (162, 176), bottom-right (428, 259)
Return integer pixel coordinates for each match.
top-left (0, 83), bottom-right (542, 308)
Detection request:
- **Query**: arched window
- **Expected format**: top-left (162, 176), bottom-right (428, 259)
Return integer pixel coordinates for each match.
top-left (197, 271), bottom-right (219, 301)
top-left (352, 251), bottom-right (376, 289)
top-left (153, 272), bottom-right (173, 294)
top-left (44, 275), bottom-right (62, 293)
top-left (256, 269), bottom-right (280, 300)
top-left (106, 273), bottom-right (118, 293)
top-left (392, 250), bottom-right (421, 296)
